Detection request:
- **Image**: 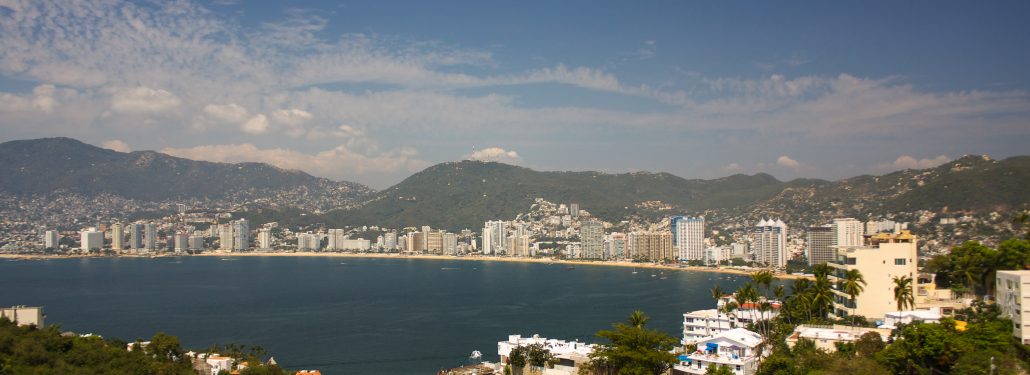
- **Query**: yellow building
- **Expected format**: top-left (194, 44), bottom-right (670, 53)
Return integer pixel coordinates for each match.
top-left (829, 231), bottom-right (918, 320)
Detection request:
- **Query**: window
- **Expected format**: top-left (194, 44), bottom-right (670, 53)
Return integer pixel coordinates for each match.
top-left (845, 257), bottom-right (857, 265)
top-left (894, 258), bottom-right (906, 265)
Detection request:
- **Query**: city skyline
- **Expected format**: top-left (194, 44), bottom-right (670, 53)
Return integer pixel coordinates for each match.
top-left (1, 1), bottom-right (1029, 188)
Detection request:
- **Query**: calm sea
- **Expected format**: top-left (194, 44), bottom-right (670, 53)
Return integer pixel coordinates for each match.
top-left (0, 256), bottom-right (756, 374)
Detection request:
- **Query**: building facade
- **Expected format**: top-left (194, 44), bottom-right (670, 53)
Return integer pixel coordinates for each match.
top-left (997, 270), bottom-right (1030, 345)
top-left (829, 231), bottom-right (918, 320)
top-left (580, 219), bottom-right (604, 259)
top-left (806, 225), bottom-right (834, 266)
top-left (672, 216), bottom-right (705, 261)
top-left (752, 219), bottom-right (787, 269)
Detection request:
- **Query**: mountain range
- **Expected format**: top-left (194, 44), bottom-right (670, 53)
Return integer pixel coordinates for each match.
top-left (0, 138), bottom-right (374, 211)
top-left (1, 138), bottom-right (1027, 230)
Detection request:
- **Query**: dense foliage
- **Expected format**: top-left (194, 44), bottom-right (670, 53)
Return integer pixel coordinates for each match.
top-left (0, 318), bottom-right (288, 375)
top-left (0, 318), bottom-right (194, 374)
top-left (581, 311), bottom-right (679, 375)
top-left (927, 238), bottom-right (1030, 295)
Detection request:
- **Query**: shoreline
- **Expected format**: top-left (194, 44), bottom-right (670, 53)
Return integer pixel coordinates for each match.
top-left (0, 252), bottom-right (806, 279)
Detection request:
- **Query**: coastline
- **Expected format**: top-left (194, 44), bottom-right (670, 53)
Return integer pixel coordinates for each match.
top-left (0, 252), bottom-right (806, 279)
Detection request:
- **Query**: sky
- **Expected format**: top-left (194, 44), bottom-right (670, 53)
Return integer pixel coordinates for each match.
top-left (1, 1), bottom-right (1028, 188)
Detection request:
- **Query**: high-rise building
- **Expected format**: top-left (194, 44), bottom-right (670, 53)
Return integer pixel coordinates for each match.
top-left (297, 233), bottom-right (321, 251)
top-left (327, 229), bottom-right (346, 250)
top-left (806, 225), bottom-right (834, 266)
top-left (44, 230), bottom-right (59, 250)
top-left (481, 220), bottom-right (507, 255)
top-left (174, 233), bottom-right (188, 252)
top-left (443, 233), bottom-right (458, 255)
top-left (426, 231), bottom-right (444, 254)
top-left (580, 219), bottom-right (604, 259)
top-left (608, 232), bottom-right (627, 259)
top-left (627, 231), bottom-right (675, 262)
top-left (412, 231), bottom-right (426, 253)
top-left (232, 219), bottom-right (249, 251)
top-left (672, 216), bottom-right (705, 261)
top-left (144, 222), bottom-right (157, 251)
top-left (834, 218), bottom-right (864, 247)
top-left (384, 232), bottom-right (398, 250)
top-left (830, 231), bottom-right (918, 320)
top-left (130, 223), bottom-right (144, 250)
top-left (80, 228), bottom-right (103, 252)
top-left (753, 219), bottom-right (788, 269)
top-left (258, 228), bottom-right (273, 249)
top-left (570, 203), bottom-right (580, 217)
top-left (219, 224), bottom-right (234, 251)
top-left (188, 236), bottom-right (205, 250)
top-left (111, 223), bottom-right (124, 250)
top-left (507, 235), bottom-right (531, 257)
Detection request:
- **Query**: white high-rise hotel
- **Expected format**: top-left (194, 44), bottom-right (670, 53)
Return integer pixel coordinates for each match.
top-left (481, 220), bottom-right (507, 255)
top-left (753, 219), bottom-right (788, 268)
top-left (672, 216), bottom-right (705, 261)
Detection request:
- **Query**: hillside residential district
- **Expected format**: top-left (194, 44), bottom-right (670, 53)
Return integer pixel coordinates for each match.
top-left (2, 200), bottom-right (1028, 375)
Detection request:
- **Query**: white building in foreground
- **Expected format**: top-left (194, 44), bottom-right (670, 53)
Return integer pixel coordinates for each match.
top-left (674, 328), bottom-right (763, 375)
top-left (682, 309), bottom-right (738, 345)
top-left (879, 308), bottom-right (944, 330)
top-left (785, 324), bottom-right (891, 353)
top-left (997, 270), bottom-right (1030, 345)
top-left (498, 334), bottom-right (594, 375)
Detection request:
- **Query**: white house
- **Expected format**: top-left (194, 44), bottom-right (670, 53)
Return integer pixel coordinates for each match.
top-left (878, 308), bottom-right (943, 329)
top-left (786, 324), bottom-right (891, 353)
top-left (498, 334), bottom-right (594, 375)
top-left (674, 328), bottom-right (764, 375)
top-left (682, 309), bottom-right (739, 345)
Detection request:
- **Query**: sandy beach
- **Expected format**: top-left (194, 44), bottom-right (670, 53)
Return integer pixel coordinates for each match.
top-left (1, 251), bottom-right (806, 279)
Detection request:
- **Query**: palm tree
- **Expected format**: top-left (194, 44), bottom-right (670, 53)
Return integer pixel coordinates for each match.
top-left (735, 283), bottom-right (760, 332)
top-left (840, 269), bottom-right (867, 325)
top-left (892, 276), bottom-right (914, 311)
top-left (710, 286), bottom-right (725, 332)
top-left (750, 270), bottom-right (775, 298)
top-left (720, 301), bottom-right (739, 329)
top-left (809, 275), bottom-right (834, 321)
top-left (627, 310), bottom-right (650, 328)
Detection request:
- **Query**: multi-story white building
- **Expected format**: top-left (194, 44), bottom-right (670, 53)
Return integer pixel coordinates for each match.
top-left (833, 218), bottom-right (864, 247)
top-left (296, 233), bottom-right (322, 251)
top-left (675, 328), bottom-right (764, 375)
top-left (672, 216), bottom-right (705, 261)
top-left (482, 220), bottom-right (507, 255)
top-left (219, 224), bottom-right (234, 251)
top-left (232, 219), bottom-right (249, 251)
top-left (174, 233), bottom-right (188, 252)
top-left (44, 230), bottom-right (59, 250)
top-left (258, 228), bottom-right (273, 249)
top-left (80, 228), bottom-right (103, 252)
top-left (144, 222), bottom-right (157, 251)
top-left (498, 334), bottom-right (594, 375)
top-left (829, 231), bottom-right (918, 320)
top-left (384, 232), bottom-right (398, 250)
top-left (111, 223), bottom-right (124, 250)
top-left (188, 235), bottom-right (205, 250)
top-left (682, 309), bottom-right (738, 345)
top-left (997, 270), bottom-right (1030, 345)
top-left (443, 232), bottom-right (458, 255)
top-left (752, 219), bottom-right (787, 269)
top-left (130, 223), bottom-right (144, 250)
top-left (580, 219), bottom-right (604, 259)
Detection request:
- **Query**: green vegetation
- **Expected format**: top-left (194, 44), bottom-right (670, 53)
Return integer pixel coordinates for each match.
top-left (0, 318), bottom-right (194, 374)
top-left (0, 318), bottom-right (287, 375)
top-left (927, 238), bottom-right (1030, 296)
top-left (506, 343), bottom-right (556, 375)
top-left (580, 310), bottom-right (678, 374)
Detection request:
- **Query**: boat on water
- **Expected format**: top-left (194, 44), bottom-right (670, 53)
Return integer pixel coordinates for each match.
top-left (565, 266), bottom-right (575, 270)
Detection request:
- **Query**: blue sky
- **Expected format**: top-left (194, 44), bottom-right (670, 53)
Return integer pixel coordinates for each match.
top-left (1, 1), bottom-right (1028, 188)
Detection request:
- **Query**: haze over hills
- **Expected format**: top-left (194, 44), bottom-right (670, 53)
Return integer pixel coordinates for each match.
top-left (1, 138), bottom-right (1027, 231)
top-left (320, 155), bottom-right (1029, 230)
top-left (0, 138), bottom-right (375, 211)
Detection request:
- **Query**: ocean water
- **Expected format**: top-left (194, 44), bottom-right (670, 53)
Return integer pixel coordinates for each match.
top-left (0, 256), bottom-right (757, 374)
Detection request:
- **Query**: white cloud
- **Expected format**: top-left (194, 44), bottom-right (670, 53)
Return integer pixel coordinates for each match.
top-left (725, 163), bottom-right (742, 172)
top-left (637, 40), bottom-right (657, 60)
top-left (240, 114), bottom-right (269, 134)
top-left (271, 108), bottom-right (313, 126)
top-left (101, 139), bottom-right (131, 153)
top-left (465, 147), bottom-right (521, 164)
top-left (110, 86), bottom-right (181, 113)
top-left (777, 155), bottom-right (800, 168)
top-left (891, 155), bottom-right (951, 170)
top-left (160, 143), bottom-right (428, 181)
top-left (203, 103), bottom-right (250, 123)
